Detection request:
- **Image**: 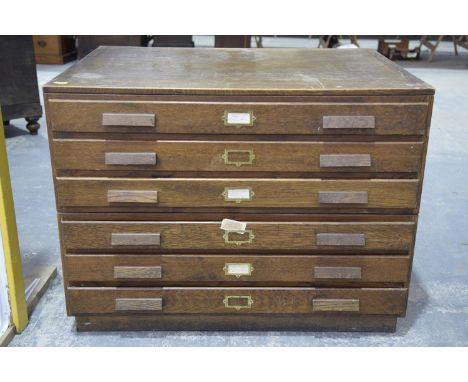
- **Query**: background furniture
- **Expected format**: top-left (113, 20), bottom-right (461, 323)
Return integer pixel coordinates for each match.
top-left (419, 35), bottom-right (468, 61)
top-left (378, 38), bottom-right (420, 60)
top-left (76, 35), bottom-right (149, 59)
top-left (44, 47), bottom-right (433, 332)
top-left (215, 35), bottom-right (251, 48)
top-left (33, 35), bottom-right (76, 64)
top-left (0, 36), bottom-right (42, 134)
top-left (318, 35), bottom-right (359, 48)
top-left (152, 36), bottom-right (194, 47)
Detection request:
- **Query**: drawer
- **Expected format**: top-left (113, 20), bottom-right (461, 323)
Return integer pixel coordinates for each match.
top-left (65, 254), bottom-right (410, 285)
top-left (53, 139), bottom-right (424, 175)
top-left (55, 178), bottom-right (420, 211)
top-left (60, 220), bottom-right (415, 253)
top-left (48, 99), bottom-right (428, 135)
top-left (33, 35), bottom-right (61, 55)
top-left (66, 287), bottom-right (408, 315)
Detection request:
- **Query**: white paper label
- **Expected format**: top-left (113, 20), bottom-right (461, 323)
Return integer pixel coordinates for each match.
top-left (227, 112), bottom-right (251, 125)
top-left (226, 188), bottom-right (251, 200)
top-left (226, 263), bottom-right (251, 276)
top-left (220, 219), bottom-right (247, 232)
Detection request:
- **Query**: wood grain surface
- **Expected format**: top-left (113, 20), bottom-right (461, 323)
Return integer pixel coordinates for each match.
top-left (102, 113), bottom-right (155, 127)
top-left (75, 313), bottom-right (399, 332)
top-left (66, 287), bottom-right (408, 315)
top-left (43, 47), bottom-right (434, 96)
top-left (47, 98), bottom-right (428, 135)
top-left (60, 220), bottom-right (415, 252)
top-left (312, 298), bottom-right (360, 312)
top-left (104, 152), bottom-right (157, 166)
top-left (55, 178), bottom-right (420, 210)
top-left (53, 139), bottom-right (424, 175)
top-left (43, 47), bottom-right (433, 331)
top-left (64, 254), bottom-right (410, 284)
top-left (115, 298), bottom-right (162, 311)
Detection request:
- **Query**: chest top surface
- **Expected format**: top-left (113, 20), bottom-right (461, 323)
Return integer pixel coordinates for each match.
top-left (44, 46), bottom-right (434, 96)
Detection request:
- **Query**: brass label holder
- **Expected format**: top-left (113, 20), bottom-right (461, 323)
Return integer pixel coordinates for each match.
top-left (222, 187), bottom-right (254, 203)
top-left (222, 111), bottom-right (256, 127)
top-left (222, 149), bottom-right (255, 167)
top-left (223, 230), bottom-right (255, 246)
top-left (223, 263), bottom-right (254, 278)
top-left (223, 295), bottom-right (254, 310)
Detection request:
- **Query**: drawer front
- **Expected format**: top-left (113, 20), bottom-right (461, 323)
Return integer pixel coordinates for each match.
top-left (66, 287), bottom-right (408, 315)
top-left (48, 99), bottom-right (428, 135)
top-left (65, 254), bottom-right (410, 284)
top-left (56, 178), bottom-right (419, 210)
top-left (33, 35), bottom-right (61, 55)
top-left (53, 139), bottom-right (424, 174)
top-left (60, 220), bottom-right (415, 253)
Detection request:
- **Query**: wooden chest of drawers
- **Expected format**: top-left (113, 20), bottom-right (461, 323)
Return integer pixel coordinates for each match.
top-left (44, 47), bottom-right (434, 332)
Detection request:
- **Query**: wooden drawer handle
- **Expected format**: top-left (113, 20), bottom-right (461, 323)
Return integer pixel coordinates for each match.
top-left (102, 113), bottom-right (155, 127)
top-left (223, 295), bottom-right (253, 310)
top-left (115, 298), bottom-right (162, 311)
top-left (312, 298), bottom-right (360, 312)
top-left (320, 154), bottom-right (371, 168)
top-left (114, 266), bottom-right (162, 279)
top-left (111, 233), bottom-right (161, 246)
top-left (314, 266), bottom-right (362, 279)
top-left (318, 191), bottom-right (368, 204)
top-left (107, 190), bottom-right (159, 204)
top-left (105, 152), bottom-right (157, 166)
top-left (323, 116), bottom-right (375, 129)
top-left (316, 233), bottom-right (365, 246)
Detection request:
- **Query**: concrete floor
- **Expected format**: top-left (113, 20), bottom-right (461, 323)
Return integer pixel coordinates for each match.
top-left (6, 37), bottom-right (468, 346)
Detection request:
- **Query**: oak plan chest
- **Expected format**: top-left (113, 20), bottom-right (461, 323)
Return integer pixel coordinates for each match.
top-left (44, 47), bottom-right (434, 332)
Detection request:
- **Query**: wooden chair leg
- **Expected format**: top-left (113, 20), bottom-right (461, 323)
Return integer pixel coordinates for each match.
top-left (428, 35), bottom-right (444, 62)
top-left (453, 36), bottom-right (459, 56)
top-left (350, 35), bottom-right (360, 47)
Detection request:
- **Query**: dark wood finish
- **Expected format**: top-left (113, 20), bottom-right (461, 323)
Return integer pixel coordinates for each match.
top-left (44, 47), bottom-right (433, 331)
top-left (0, 36), bottom-right (42, 133)
top-left (60, 220), bottom-right (415, 253)
top-left (215, 36), bottom-right (251, 48)
top-left (53, 139), bottom-right (424, 175)
top-left (47, 98), bottom-right (428, 135)
top-left (65, 254), bottom-right (410, 284)
top-left (33, 35), bottom-right (76, 64)
top-left (44, 47), bottom-right (434, 96)
top-left (152, 36), bottom-right (194, 48)
top-left (55, 178), bottom-right (419, 210)
top-left (67, 287), bottom-right (407, 315)
top-left (75, 314), bottom-right (398, 332)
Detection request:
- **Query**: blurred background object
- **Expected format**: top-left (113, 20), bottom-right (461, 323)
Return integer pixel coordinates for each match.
top-left (33, 35), bottom-right (76, 64)
top-left (0, 36), bottom-right (42, 134)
